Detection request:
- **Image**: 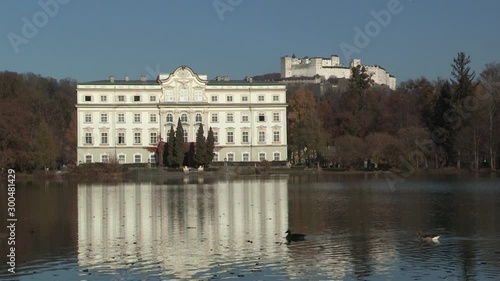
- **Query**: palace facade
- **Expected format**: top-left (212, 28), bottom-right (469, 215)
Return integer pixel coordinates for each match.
top-left (76, 66), bottom-right (288, 165)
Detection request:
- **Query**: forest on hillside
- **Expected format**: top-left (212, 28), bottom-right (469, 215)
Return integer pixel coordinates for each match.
top-left (0, 72), bottom-right (77, 171)
top-left (1, 52), bottom-right (499, 172)
top-left (287, 52), bottom-right (500, 171)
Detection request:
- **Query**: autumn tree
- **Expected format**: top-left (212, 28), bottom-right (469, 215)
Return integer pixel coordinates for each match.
top-left (480, 63), bottom-right (500, 170)
top-left (32, 121), bottom-right (57, 171)
top-left (288, 89), bottom-right (327, 165)
top-left (194, 124), bottom-right (208, 167)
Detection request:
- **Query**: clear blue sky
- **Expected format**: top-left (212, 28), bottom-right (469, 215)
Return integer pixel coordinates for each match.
top-left (1, 0), bottom-right (499, 84)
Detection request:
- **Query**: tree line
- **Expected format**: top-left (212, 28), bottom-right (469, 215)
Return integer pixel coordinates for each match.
top-left (158, 119), bottom-right (216, 168)
top-left (287, 52), bottom-right (500, 171)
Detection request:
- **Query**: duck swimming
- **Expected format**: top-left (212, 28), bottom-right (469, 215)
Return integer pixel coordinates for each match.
top-left (417, 231), bottom-right (440, 243)
top-left (286, 230), bottom-right (306, 242)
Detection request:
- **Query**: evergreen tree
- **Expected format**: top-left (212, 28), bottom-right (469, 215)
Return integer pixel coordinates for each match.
top-left (348, 65), bottom-right (374, 111)
top-left (206, 127), bottom-right (215, 167)
top-left (164, 125), bottom-right (176, 167)
top-left (450, 52), bottom-right (476, 104)
top-left (33, 121), bottom-right (57, 171)
top-left (173, 118), bottom-right (185, 167)
top-left (194, 124), bottom-right (208, 166)
top-left (431, 82), bottom-right (455, 165)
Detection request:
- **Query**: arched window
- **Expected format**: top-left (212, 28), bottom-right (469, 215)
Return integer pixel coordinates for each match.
top-left (195, 113), bottom-right (202, 123)
top-left (181, 113), bottom-right (188, 122)
top-left (166, 113), bottom-right (173, 123)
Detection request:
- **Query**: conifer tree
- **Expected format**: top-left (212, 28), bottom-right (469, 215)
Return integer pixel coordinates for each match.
top-left (194, 124), bottom-right (208, 166)
top-left (173, 118), bottom-right (185, 167)
top-left (164, 124), bottom-right (176, 167)
top-left (206, 127), bottom-right (215, 167)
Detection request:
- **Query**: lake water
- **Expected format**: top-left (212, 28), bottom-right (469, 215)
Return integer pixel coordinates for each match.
top-left (1, 173), bottom-right (499, 281)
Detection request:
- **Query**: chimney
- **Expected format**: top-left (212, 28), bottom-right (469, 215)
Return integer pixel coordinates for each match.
top-left (140, 75), bottom-right (147, 82)
top-left (125, 75), bottom-right (129, 82)
top-left (109, 76), bottom-right (115, 83)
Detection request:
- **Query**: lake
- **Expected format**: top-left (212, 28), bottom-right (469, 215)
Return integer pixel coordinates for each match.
top-left (0, 172), bottom-right (499, 281)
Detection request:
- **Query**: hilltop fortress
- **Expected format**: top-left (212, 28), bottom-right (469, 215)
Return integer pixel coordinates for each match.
top-left (281, 55), bottom-right (396, 90)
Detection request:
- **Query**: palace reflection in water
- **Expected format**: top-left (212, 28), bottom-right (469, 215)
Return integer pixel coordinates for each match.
top-left (77, 177), bottom-right (290, 279)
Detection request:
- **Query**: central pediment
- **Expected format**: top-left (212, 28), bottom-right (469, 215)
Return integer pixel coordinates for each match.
top-left (158, 66), bottom-right (208, 103)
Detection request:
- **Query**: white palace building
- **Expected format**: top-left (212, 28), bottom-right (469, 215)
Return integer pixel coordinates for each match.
top-left (76, 66), bottom-right (288, 165)
top-left (281, 55), bottom-right (396, 90)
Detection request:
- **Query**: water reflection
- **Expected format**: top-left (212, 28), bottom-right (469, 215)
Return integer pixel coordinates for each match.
top-left (77, 178), bottom-right (289, 279)
top-left (1, 174), bottom-right (500, 280)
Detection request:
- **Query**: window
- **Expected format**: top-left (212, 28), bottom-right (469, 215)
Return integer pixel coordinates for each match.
top-left (84, 113), bottom-right (92, 123)
top-left (183, 131), bottom-right (188, 142)
top-left (134, 154), bottom-right (142, 163)
top-left (242, 132), bottom-right (249, 143)
top-left (259, 131), bottom-right (265, 143)
top-left (258, 95), bottom-right (264, 102)
top-left (258, 113), bottom-right (265, 122)
top-left (242, 153), bottom-right (249, 161)
top-left (101, 154), bottom-right (109, 163)
top-left (180, 88), bottom-right (188, 102)
top-left (211, 113), bottom-right (218, 122)
top-left (273, 131), bottom-right (280, 142)
top-left (134, 132), bottom-right (141, 144)
top-left (242, 96), bottom-right (248, 102)
top-left (84, 96), bottom-right (91, 102)
top-left (118, 95), bottom-right (125, 102)
top-left (134, 113), bottom-right (141, 123)
top-left (150, 132), bottom-right (157, 144)
top-left (85, 155), bottom-right (92, 163)
top-left (134, 95), bottom-right (141, 102)
top-left (100, 113), bottom-right (108, 123)
top-left (85, 133), bottom-right (92, 144)
top-left (118, 113), bottom-right (125, 123)
top-left (211, 95), bottom-right (218, 102)
top-left (150, 154), bottom-right (156, 164)
top-left (149, 96), bottom-right (157, 102)
top-left (226, 113), bottom-right (234, 122)
top-left (195, 113), bottom-right (202, 123)
top-left (101, 132), bottom-right (108, 144)
top-left (100, 95), bottom-right (107, 102)
top-left (165, 90), bottom-right (173, 102)
top-left (166, 113), bottom-right (173, 123)
top-left (118, 132), bottom-right (125, 144)
top-left (242, 114), bottom-right (249, 122)
top-left (226, 95), bottom-right (233, 102)
top-left (273, 95), bottom-right (279, 102)
top-left (118, 154), bottom-right (125, 163)
top-left (213, 131), bottom-right (219, 143)
top-left (273, 112), bottom-right (280, 122)
top-left (181, 113), bottom-right (188, 122)
top-left (150, 113), bottom-right (157, 123)
top-left (227, 153), bottom-right (234, 162)
top-left (259, 153), bottom-right (266, 161)
top-left (227, 131), bottom-right (234, 143)
top-left (194, 91), bottom-right (202, 101)
top-left (274, 152), bottom-right (280, 161)
top-left (213, 153), bottom-right (219, 162)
